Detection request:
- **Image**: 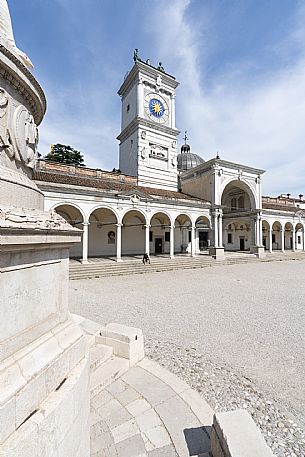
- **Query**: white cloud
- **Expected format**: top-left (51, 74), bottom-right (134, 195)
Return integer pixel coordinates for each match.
top-left (149, 0), bottom-right (305, 196)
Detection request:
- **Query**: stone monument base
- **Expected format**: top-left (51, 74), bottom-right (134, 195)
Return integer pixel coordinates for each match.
top-left (209, 246), bottom-right (225, 260)
top-left (250, 245), bottom-right (266, 258)
top-left (0, 208), bottom-right (90, 456)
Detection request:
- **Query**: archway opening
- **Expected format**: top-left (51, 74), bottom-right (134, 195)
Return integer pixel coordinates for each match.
top-left (262, 220), bottom-right (270, 250)
top-left (88, 208), bottom-right (118, 258)
top-left (174, 214), bottom-right (192, 254)
top-left (295, 222), bottom-right (304, 250)
top-left (221, 180), bottom-right (257, 251)
top-left (272, 222), bottom-right (282, 250)
top-left (195, 216), bottom-right (211, 251)
top-left (284, 222), bottom-right (293, 250)
top-left (149, 212), bottom-right (171, 255)
top-left (223, 220), bottom-right (250, 251)
top-left (54, 204), bottom-right (83, 258)
top-left (122, 210), bottom-right (146, 256)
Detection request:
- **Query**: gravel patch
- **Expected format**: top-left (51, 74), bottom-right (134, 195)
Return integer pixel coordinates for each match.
top-left (69, 259), bottom-right (305, 456)
top-left (146, 338), bottom-right (305, 457)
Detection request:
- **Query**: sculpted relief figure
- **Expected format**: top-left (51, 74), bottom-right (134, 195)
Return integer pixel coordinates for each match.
top-left (0, 87), bottom-right (38, 169)
top-left (0, 0), bottom-right (33, 68)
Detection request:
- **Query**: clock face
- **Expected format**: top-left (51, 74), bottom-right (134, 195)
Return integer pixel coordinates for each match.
top-left (144, 93), bottom-right (169, 124)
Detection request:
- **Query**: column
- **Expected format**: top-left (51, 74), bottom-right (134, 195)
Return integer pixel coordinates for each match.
top-left (255, 216), bottom-right (260, 246)
top-left (116, 223), bottom-right (122, 262)
top-left (137, 78), bottom-right (143, 117)
top-left (81, 222), bottom-right (89, 264)
top-left (281, 229), bottom-right (285, 252)
top-left (170, 225), bottom-right (175, 258)
top-left (170, 93), bottom-right (176, 129)
top-left (214, 213), bottom-right (219, 248)
top-left (191, 225), bottom-right (196, 257)
top-left (145, 224), bottom-right (150, 256)
top-left (218, 213), bottom-right (223, 248)
top-left (269, 229), bottom-right (272, 253)
top-left (292, 227), bottom-right (296, 252)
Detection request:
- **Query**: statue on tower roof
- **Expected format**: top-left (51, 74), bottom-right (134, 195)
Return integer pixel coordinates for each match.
top-left (157, 61), bottom-right (165, 72)
top-left (0, 0), bottom-right (33, 68)
top-left (133, 48), bottom-right (139, 62)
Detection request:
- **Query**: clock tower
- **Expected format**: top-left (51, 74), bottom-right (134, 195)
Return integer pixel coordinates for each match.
top-left (117, 55), bottom-right (180, 191)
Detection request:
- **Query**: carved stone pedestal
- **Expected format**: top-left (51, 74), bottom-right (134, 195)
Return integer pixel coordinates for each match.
top-left (209, 246), bottom-right (225, 260)
top-left (250, 245), bottom-right (266, 258)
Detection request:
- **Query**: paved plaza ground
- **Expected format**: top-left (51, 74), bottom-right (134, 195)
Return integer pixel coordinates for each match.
top-left (69, 259), bottom-right (305, 434)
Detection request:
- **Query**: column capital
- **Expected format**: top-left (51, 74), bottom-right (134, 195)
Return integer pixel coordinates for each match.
top-left (82, 222), bottom-right (89, 227)
top-left (144, 224), bottom-right (151, 228)
top-left (116, 223), bottom-right (123, 227)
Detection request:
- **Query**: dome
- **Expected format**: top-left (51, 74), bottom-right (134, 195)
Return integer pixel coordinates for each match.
top-left (177, 144), bottom-right (204, 172)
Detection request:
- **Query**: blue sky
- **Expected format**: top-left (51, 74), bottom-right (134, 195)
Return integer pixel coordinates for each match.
top-left (8, 0), bottom-right (305, 196)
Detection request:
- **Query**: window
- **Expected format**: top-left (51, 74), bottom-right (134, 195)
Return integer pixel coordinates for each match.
top-left (149, 231), bottom-right (153, 242)
top-left (238, 196), bottom-right (245, 209)
top-left (231, 198), bottom-right (237, 211)
top-left (228, 233), bottom-right (232, 244)
top-left (165, 232), bottom-right (170, 242)
top-left (298, 236), bottom-right (301, 244)
top-left (127, 104), bottom-right (130, 112)
top-left (188, 231), bottom-right (192, 242)
top-left (272, 234), bottom-right (276, 244)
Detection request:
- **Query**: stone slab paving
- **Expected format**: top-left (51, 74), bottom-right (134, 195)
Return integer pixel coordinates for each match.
top-left (90, 358), bottom-right (213, 457)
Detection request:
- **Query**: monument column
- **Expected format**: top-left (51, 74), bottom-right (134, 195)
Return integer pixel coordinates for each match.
top-left (82, 222), bottom-right (89, 264)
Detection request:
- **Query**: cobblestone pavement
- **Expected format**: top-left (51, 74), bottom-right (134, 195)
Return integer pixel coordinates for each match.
top-left (70, 259), bottom-right (305, 456)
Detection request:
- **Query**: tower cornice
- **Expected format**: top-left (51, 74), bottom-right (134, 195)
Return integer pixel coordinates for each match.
top-left (117, 116), bottom-right (180, 143)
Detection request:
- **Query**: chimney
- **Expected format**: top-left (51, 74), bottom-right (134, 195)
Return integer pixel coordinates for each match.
top-left (287, 193), bottom-right (291, 199)
top-left (299, 194), bottom-right (304, 201)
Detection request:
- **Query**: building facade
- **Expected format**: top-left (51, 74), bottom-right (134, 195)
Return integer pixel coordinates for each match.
top-left (34, 58), bottom-right (305, 263)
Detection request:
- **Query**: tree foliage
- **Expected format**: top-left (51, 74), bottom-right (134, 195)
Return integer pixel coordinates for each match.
top-left (45, 144), bottom-right (85, 166)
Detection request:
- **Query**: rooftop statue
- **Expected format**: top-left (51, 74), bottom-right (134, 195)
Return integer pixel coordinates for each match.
top-left (0, 0), bottom-right (33, 68)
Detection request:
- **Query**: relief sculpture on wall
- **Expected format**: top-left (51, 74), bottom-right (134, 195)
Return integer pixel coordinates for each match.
top-left (0, 87), bottom-right (38, 169)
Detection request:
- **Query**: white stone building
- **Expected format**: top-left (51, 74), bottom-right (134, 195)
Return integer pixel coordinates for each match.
top-left (34, 57), bottom-right (305, 263)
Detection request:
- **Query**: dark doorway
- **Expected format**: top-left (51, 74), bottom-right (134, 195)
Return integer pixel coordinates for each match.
top-left (239, 237), bottom-right (245, 251)
top-left (155, 238), bottom-right (163, 254)
top-left (199, 231), bottom-right (209, 250)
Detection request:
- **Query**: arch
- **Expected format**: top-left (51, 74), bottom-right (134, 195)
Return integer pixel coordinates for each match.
top-left (122, 210), bottom-right (147, 256)
top-left (195, 215), bottom-right (211, 251)
top-left (121, 208), bottom-right (148, 225)
top-left (195, 215), bottom-right (211, 228)
top-left (88, 204), bottom-right (120, 223)
top-left (149, 210), bottom-right (173, 226)
top-left (295, 222), bottom-right (304, 250)
top-left (271, 221), bottom-right (283, 251)
top-left (149, 212), bottom-right (172, 255)
top-left (223, 218), bottom-right (250, 251)
top-left (88, 207), bottom-right (118, 258)
top-left (53, 203), bottom-right (84, 258)
top-left (284, 221), bottom-right (294, 250)
top-left (220, 179), bottom-right (258, 210)
top-left (174, 213), bottom-right (192, 254)
top-left (261, 220), bottom-right (271, 250)
top-left (51, 202), bottom-right (85, 223)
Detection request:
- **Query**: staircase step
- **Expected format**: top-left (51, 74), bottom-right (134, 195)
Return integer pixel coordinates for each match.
top-left (90, 344), bottom-right (113, 372)
top-left (90, 356), bottom-right (130, 397)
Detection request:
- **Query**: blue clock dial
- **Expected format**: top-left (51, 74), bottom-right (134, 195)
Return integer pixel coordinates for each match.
top-left (149, 98), bottom-right (165, 118)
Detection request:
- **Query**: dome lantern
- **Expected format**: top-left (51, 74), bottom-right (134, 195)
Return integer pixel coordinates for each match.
top-left (177, 131), bottom-right (205, 172)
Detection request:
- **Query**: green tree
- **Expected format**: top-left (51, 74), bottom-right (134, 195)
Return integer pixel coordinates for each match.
top-left (44, 144), bottom-right (85, 166)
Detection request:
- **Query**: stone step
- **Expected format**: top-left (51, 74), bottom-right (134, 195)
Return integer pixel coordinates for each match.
top-left (90, 343), bottom-right (113, 372)
top-left (90, 356), bottom-right (130, 397)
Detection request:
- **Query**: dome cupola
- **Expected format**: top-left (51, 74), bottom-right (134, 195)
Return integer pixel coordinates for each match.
top-left (177, 131), bottom-right (204, 172)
